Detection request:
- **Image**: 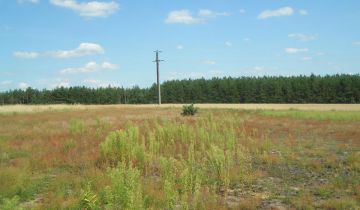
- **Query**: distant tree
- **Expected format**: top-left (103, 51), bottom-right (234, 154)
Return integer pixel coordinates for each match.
top-left (0, 74), bottom-right (359, 105)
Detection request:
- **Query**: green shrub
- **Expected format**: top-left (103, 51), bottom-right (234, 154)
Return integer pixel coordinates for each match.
top-left (182, 104), bottom-right (198, 116)
top-left (104, 162), bottom-right (144, 210)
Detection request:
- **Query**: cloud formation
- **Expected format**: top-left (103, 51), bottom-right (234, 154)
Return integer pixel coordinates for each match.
top-left (19, 82), bottom-right (29, 89)
top-left (165, 10), bottom-right (203, 24)
top-left (60, 61), bottom-right (117, 74)
top-left (167, 70), bottom-right (223, 80)
top-left (225, 41), bottom-right (232, 47)
top-left (50, 0), bottom-right (119, 17)
top-left (165, 9), bottom-right (229, 24)
top-left (285, 48), bottom-right (309, 54)
top-left (13, 51), bottom-right (39, 59)
top-left (301, 57), bottom-right (312, 61)
top-left (176, 45), bottom-right (184, 50)
top-left (203, 60), bottom-right (216, 65)
top-left (14, 43), bottom-right (104, 59)
top-left (288, 33), bottom-right (317, 42)
top-left (0, 81), bottom-right (12, 85)
top-left (17, 0), bottom-right (39, 4)
top-left (198, 9), bottom-right (230, 18)
top-left (49, 43), bottom-right (104, 58)
top-left (299, 9), bottom-right (308, 16)
top-left (83, 79), bottom-right (119, 87)
top-left (258, 7), bottom-right (294, 19)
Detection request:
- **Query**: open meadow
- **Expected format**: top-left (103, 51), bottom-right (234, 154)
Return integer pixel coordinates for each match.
top-left (0, 105), bottom-right (359, 209)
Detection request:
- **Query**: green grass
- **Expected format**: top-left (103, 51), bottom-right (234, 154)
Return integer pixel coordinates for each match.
top-left (260, 109), bottom-right (360, 121)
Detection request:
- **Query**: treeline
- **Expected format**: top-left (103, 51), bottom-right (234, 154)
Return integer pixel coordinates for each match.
top-left (1, 74), bottom-right (359, 104)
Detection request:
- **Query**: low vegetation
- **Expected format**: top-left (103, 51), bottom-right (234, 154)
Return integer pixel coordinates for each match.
top-left (181, 104), bottom-right (199, 116)
top-left (260, 109), bottom-right (360, 121)
top-left (0, 107), bottom-right (359, 209)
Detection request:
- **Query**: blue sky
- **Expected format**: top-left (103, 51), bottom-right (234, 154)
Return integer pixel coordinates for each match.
top-left (0, 0), bottom-right (359, 90)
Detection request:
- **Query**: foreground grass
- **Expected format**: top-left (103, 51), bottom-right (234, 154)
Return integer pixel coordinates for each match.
top-left (260, 110), bottom-right (360, 121)
top-left (0, 107), bottom-right (359, 209)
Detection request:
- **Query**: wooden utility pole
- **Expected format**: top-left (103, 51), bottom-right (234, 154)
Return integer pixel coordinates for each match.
top-left (154, 50), bottom-right (163, 105)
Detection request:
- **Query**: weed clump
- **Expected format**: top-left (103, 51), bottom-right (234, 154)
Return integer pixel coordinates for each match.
top-left (104, 162), bottom-right (144, 210)
top-left (182, 104), bottom-right (198, 116)
top-left (78, 183), bottom-right (98, 210)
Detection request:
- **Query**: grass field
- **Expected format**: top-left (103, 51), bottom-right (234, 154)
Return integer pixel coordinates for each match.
top-left (0, 105), bottom-right (359, 209)
top-left (1, 103), bottom-right (360, 114)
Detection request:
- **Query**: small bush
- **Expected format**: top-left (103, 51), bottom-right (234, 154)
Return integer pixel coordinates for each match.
top-left (104, 162), bottom-right (144, 210)
top-left (182, 104), bottom-right (198, 116)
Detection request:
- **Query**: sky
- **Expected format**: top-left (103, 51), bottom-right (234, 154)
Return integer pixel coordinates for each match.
top-left (0, 0), bottom-right (360, 91)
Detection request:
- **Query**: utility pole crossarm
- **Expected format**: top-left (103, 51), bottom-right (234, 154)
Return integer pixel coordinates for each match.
top-left (153, 50), bottom-right (164, 105)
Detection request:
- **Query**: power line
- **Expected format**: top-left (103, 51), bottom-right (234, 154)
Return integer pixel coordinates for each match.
top-left (153, 50), bottom-right (164, 105)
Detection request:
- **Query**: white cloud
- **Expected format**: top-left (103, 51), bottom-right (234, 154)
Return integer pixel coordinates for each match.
top-left (167, 70), bottom-right (223, 80)
top-left (237, 65), bottom-right (279, 76)
top-left (243, 38), bottom-right (251, 42)
top-left (60, 61), bottom-right (118, 74)
top-left (285, 48), bottom-right (309, 54)
top-left (83, 79), bottom-right (119, 87)
top-left (38, 78), bottom-right (70, 89)
top-left (48, 43), bottom-right (104, 58)
top-left (165, 10), bottom-right (203, 24)
top-left (209, 70), bottom-right (223, 77)
top-left (19, 82), bottom-right (29, 89)
top-left (299, 9), bottom-right (308, 16)
top-left (252, 66), bottom-right (265, 74)
top-left (317, 52), bottom-right (325, 56)
top-left (225, 41), bottom-right (232, 47)
top-left (51, 79), bottom-right (70, 88)
top-left (100, 61), bottom-right (117, 70)
top-left (288, 33), bottom-right (317, 42)
top-left (176, 45), bottom-right (184, 50)
top-left (57, 82), bottom-right (70, 87)
top-left (258, 7), bottom-right (294, 19)
top-left (17, 0), bottom-right (39, 4)
top-left (198, 9), bottom-right (230, 18)
top-left (14, 43), bottom-right (104, 59)
top-left (239, 66), bottom-right (279, 76)
top-left (13, 51), bottom-right (39, 59)
top-left (165, 9), bottom-right (229, 24)
top-left (50, 0), bottom-right (119, 17)
top-left (203, 60), bottom-right (216, 65)
top-left (353, 41), bottom-right (360, 45)
top-left (239, 9), bottom-right (246, 14)
top-left (0, 81), bottom-right (12, 85)
top-left (301, 57), bottom-right (312, 61)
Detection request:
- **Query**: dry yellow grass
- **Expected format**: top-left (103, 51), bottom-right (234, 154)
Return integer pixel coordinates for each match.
top-left (1, 103), bottom-right (360, 114)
